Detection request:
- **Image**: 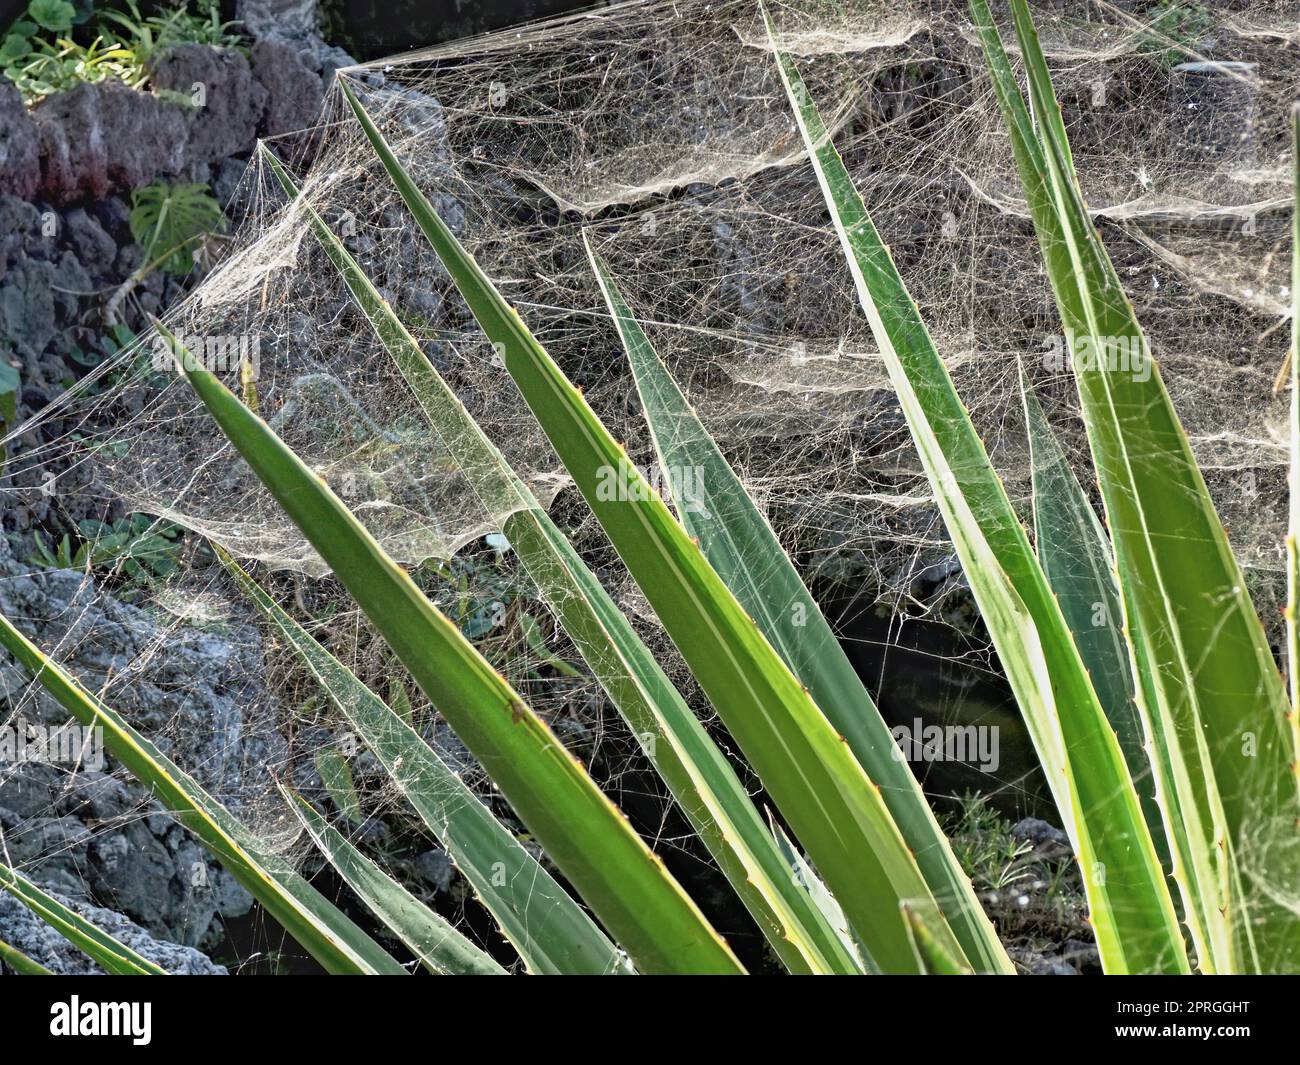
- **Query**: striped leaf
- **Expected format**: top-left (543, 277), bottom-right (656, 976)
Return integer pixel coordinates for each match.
top-left (973, 0), bottom-right (1300, 973)
top-left (282, 787), bottom-right (507, 975)
top-left (1019, 371), bottom-right (1166, 865)
top-left (0, 612), bottom-right (406, 975)
top-left (902, 903), bottom-right (973, 975)
top-left (764, 1), bottom-right (1187, 973)
top-left (1287, 106), bottom-right (1300, 771)
top-left (0, 863), bottom-right (165, 975)
top-left (586, 232), bottom-right (1012, 974)
top-left (0, 936), bottom-right (53, 975)
top-left (220, 548), bottom-right (632, 975)
top-left (342, 77), bottom-right (961, 973)
top-left (157, 321), bottom-right (742, 975)
top-left (260, 145), bottom-right (862, 974)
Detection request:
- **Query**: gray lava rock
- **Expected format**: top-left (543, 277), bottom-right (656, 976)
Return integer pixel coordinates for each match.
top-left (0, 880), bottom-right (227, 974)
top-left (411, 848), bottom-right (455, 894)
top-left (212, 155), bottom-right (251, 212)
top-left (237, 0), bottom-right (356, 81)
top-left (0, 77), bottom-right (39, 200)
top-left (252, 39), bottom-right (325, 137)
top-left (1027, 957), bottom-right (1080, 976)
top-left (0, 259), bottom-right (59, 357)
top-left (1011, 816), bottom-right (1072, 858)
top-left (32, 79), bottom-right (188, 205)
top-left (0, 536), bottom-right (285, 948)
top-left (63, 209), bottom-right (118, 281)
top-left (149, 45), bottom-right (268, 167)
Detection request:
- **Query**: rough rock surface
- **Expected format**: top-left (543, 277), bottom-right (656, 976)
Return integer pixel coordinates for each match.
top-left (149, 45), bottom-right (269, 166)
top-left (0, 882), bottom-right (227, 974)
top-left (0, 190), bottom-right (180, 549)
top-left (32, 79), bottom-right (189, 205)
top-left (236, 0), bottom-right (356, 81)
top-left (0, 78), bottom-right (39, 200)
top-left (252, 39), bottom-right (326, 137)
top-left (0, 535), bottom-right (284, 949)
top-left (1, 30), bottom-right (336, 206)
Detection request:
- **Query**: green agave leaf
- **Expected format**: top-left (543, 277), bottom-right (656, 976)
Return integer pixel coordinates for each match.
top-left (156, 321), bottom-right (741, 976)
top-left (1019, 370), bottom-right (1167, 866)
top-left (974, 0), bottom-right (1300, 973)
top-left (0, 935), bottom-right (53, 975)
top-left (585, 232), bottom-right (1012, 974)
top-left (261, 144), bottom-right (861, 975)
top-left (902, 903), bottom-right (973, 975)
top-left (341, 77), bottom-right (958, 973)
top-left (219, 548), bottom-right (632, 975)
top-left (0, 863), bottom-right (165, 975)
top-left (315, 747), bottom-right (364, 826)
top-left (765, 809), bottom-right (866, 971)
top-left (282, 786), bottom-right (507, 975)
top-left (764, 2), bottom-right (1186, 974)
top-left (389, 678), bottom-right (415, 725)
top-left (0, 612), bottom-right (406, 975)
top-left (1287, 105), bottom-right (1300, 773)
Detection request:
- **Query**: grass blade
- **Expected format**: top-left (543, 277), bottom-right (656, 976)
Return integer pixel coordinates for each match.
top-left (765, 810), bottom-right (867, 970)
top-left (281, 786), bottom-right (507, 975)
top-left (342, 77), bottom-right (961, 973)
top-left (0, 936), bottom-right (53, 975)
top-left (220, 548), bottom-right (632, 975)
top-left (1287, 106), bottom-right (1300, 771)
top-left (764, 2), bottom-right (1187, 973)
top-left (902, 903), bottom-right (973, 975)
top-left (0, 612), bottom-right (406, 975)
top-left (0, 863), bottom-right (165, 975)
top-left (1019, 371), bottom-right (1166, 864)
top-left (157, 321), bottom-right (743, 975)
top-left (973, 0), bottom-right (1300, 972)
top-left (260, 145), bottom-right (862, 974)
top-left (585, 232), bottom-right (1012, 974)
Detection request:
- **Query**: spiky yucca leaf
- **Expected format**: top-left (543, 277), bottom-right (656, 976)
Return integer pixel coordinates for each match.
top-left (220, 548), bottom-right (632, 975)
top-left (0, 612), bottom-right (406, 975)
top-left (585, 232), bottom-right (1012, 974)
top-left (342, 78), bottom-right (964, 973)
top-left (260, 146), bottom-right (862, 974)
top-left (157, 321), bottom-right (743, 975)
top-left (0, 936), bottom-right (52, 975)
top-left (282, 787), bottom-right (507, 975)
top-left (973, 0), bottom-right (1300, 973)
top-left (1287, 106), bottom-right (1300, 770)
top-left (763, 1), bottom-right (1186, 974)
top-left (903, 904), bottom-right (973, 975)
top-left (0, 863), bottom-right (165, 975)
top-left (1019, 372), bottom-right (1166, 865)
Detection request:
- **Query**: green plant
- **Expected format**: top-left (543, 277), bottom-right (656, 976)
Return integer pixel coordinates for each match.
top-left (0, 359), bottom-right (18, 467)
top-left (30, 513), bottom-right (185, 590)
top-left (1138, 1), bottom-right (1213, 68)
top-left (1, 0), bottom-right (240, 104)
top-left (2, 0), bottom-right (1297, 976)
top-left (129, 181), bottom-right (225, 276)
top-left (66, 324), bottom-right (164, 394)
top-left (0, 863), bottom-right (165, 975)
top-left (98, 0), bottom-right (240, 67)
top-left (3, 32), bottom-right (140, 102)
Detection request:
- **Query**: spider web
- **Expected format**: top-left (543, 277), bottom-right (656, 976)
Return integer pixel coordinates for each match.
top-left (2, 0), bottom-right (1299, 971)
